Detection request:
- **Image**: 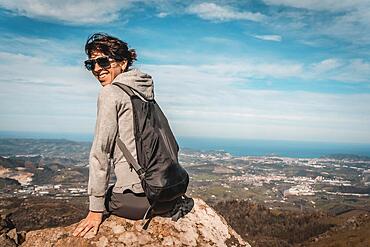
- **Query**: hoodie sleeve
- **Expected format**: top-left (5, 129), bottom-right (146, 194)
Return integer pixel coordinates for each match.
top-left (88, 85), bottom-right (119, 212)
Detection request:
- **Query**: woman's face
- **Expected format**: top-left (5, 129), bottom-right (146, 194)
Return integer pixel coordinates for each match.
top-left (90, 51), bottom-right (127, 87)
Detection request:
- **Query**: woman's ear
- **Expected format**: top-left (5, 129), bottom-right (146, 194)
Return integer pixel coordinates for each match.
top-left (120, 60), bottom-right (128, 71)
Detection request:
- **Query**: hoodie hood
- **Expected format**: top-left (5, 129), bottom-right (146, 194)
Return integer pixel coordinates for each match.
top-left (112, 68), bottom-right (154, 100)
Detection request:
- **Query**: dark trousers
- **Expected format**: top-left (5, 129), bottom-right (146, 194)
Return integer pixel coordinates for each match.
top-left (105, 186), bottom-right (150, 220)
top-left (104, 186), bottom-right (177, 220)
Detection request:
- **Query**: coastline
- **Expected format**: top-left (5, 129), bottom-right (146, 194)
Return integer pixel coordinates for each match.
top-left (1, 131), bottom-right (370, 158)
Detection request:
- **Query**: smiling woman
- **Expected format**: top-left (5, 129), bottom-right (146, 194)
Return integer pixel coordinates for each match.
top-left (73, 33), bottom-right (152, 237)
top-left (73, 33), bottom-right (190, 237)
top-left (83, 33), bottom-right (137, 86)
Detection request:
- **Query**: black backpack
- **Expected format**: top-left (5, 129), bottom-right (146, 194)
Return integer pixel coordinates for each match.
top-left (112, 83), bottom-right (190, 227)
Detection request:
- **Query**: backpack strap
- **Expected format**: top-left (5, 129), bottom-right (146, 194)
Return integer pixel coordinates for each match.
top-left (112, 82), bottom-right (135, 97)
top-left (109, 129), bottom-right (118, 160)
top-left (111, 83), bottom-right (145, 178)
top-left (116, 135), bottom-right (146, 180)
top-left (116, 134), bottom-right (157, 230)
top-left (142, 201), bottom-right (157, 230)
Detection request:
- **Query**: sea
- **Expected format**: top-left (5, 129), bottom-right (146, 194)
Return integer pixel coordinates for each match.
top-left (0, 131), bottom-right (369, 158)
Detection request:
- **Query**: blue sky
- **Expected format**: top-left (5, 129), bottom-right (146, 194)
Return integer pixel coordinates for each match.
top-left (0, 0), bottom-right (369, 143)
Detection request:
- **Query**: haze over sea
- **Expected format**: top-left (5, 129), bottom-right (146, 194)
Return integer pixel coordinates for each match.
top-left (1, 131), bottom-right (369, 158)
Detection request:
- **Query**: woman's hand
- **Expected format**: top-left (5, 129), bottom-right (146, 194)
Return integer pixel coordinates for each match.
top-left (73, 211), bottom-right (103, 237)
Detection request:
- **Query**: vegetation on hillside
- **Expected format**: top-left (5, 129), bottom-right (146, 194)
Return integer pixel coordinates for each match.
top-left (213, 199), bottom-right (334, 247)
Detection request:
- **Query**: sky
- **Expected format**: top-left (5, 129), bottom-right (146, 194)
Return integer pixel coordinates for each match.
top-left (0, 0), bottom-right (369, 144)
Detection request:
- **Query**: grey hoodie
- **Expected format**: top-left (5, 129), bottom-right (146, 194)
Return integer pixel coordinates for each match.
top-left (88, 69), bottom-right (154, 212)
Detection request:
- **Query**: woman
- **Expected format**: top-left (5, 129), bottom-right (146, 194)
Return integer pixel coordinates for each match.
top-left (73, 33), bottom-right (158, 237)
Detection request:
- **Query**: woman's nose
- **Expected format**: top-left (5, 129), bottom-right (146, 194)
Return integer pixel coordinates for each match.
top-left (94, 63), bottom-right (102, 71)
top-left (93, 62), bottom-right (103, 73)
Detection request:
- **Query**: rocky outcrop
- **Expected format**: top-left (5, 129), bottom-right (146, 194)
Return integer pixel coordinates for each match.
top-left (21, 198), bottom-right (250, 247)
top-left (0, 214), bottom-right (26, 247)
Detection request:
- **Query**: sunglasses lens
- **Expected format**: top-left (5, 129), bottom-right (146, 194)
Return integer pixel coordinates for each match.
top-left (96, 57), bottom-right (111, 68)
top-left (84, 60), bottom-right (94, 71)
top-left (84, 57), bottom-right (111, 71)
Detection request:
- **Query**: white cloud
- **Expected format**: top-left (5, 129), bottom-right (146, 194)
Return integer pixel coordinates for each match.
top-left (0, 51), bottom-right (88, 87)
top-left (0, 0), bottom-right (132, 25)
top-left (334, 59), bottom-right (370, 83)
top-left (201, 62), bottom-right (303, 79)
top-left (0, 34), bottom-right (82, 63)
top-left (322, 8), bottom-right (370, 43)
top-left (262, 0), bottom-right (369, 12)
top-left (187, 2), bottom-right (265, 22)
top-left (157, 12), bottom-right (168, 18)
top-left (263, 0), bottom-right (370, 44)
top-left (304, 58), bottom-right (370, 83)
top-left (253, 34), bottom-right (282, 42)
top-left (141, 60), bottom-right (303, 91)
top-left (311, 58), bottom-right (343, 74)
top-left (202, 36), bottom-right (237, 45)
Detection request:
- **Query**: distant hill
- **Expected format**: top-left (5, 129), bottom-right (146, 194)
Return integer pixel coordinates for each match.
top-left (321, 153), bottom-right (370, 161)
top-left (0, 138), bottom-right (91, 160)
top-left (0, 156), bottom-right (22, 168)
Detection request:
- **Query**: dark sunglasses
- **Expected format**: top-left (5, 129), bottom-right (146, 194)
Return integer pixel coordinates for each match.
top-left (84, 56), bottom-right (112, 71)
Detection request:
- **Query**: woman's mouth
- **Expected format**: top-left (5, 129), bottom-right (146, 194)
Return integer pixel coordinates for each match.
top-left (98, 73), bottom-right (108, 80)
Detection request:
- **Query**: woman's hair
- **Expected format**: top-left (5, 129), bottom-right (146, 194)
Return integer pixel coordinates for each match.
top-left (85, 32), bottom-right (137, 67)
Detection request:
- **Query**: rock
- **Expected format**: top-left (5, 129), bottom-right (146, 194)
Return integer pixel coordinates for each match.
top-left (0, 233), bottom-right (17, 247)
top-left (7, 228), bottom-right (26, 245)
top-left (1, 214), bottom-right (15, 235)
top-left (0, 214), bottom-right (26, 246)
top-left (21, 198), bottom-right (250, 247)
